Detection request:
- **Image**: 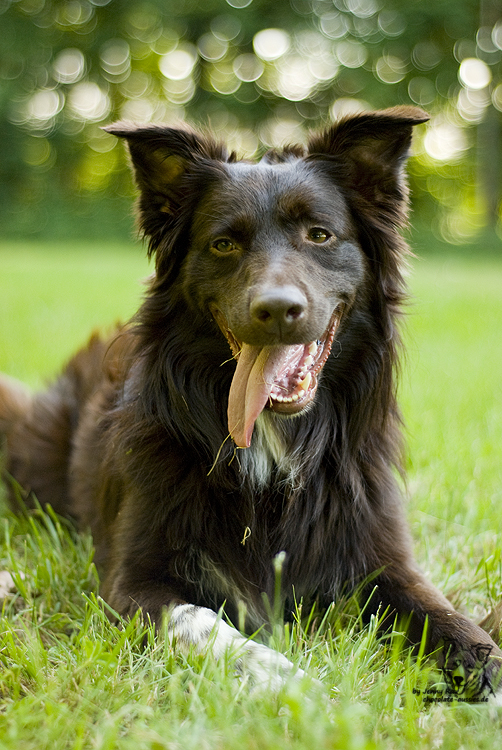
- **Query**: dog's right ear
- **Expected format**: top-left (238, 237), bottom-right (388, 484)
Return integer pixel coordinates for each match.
top-left (103, 122), bottom-right (228, 216)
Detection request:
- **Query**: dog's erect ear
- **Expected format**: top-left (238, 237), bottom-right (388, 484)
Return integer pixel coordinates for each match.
top-left (307, 106), bottom-right (428, 205)
top-left (103, 122), bottom-right (228, 214)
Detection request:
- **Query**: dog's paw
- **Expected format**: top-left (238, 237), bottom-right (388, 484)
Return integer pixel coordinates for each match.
top-left (0, 571), bottom-right (20, 600)
top-left (233, 637), bottom-right (307, 692)
top-left (169, 604), bottom-right (307, 691)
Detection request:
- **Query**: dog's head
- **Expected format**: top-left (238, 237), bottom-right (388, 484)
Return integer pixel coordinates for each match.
top-left (106, 107), bottom-right (427, 448)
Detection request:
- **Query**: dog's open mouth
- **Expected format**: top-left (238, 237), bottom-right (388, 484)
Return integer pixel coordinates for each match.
top-left (212, 307), bottom-right (343, 448)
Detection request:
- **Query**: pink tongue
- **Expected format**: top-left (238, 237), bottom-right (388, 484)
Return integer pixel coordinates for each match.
top-left (228, 343), bottom-right (294, 448)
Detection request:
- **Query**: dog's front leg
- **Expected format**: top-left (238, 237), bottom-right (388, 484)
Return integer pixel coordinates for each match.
top-left (368, 569), bottom-right (502, 701)
top-left (102, 557), bottom-right (306, 691)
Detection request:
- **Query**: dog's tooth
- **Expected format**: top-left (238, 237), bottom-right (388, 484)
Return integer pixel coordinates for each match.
top-left (297, 389), bottom-right (305, 398)
top-left (303, 355), bottom-right (313, 368)
top-left (292, 394), bottom-right (299, 402)
top-left (276, 395), bottom-right (284, 402)
top-left (308, 342), bottom-right (318, 356)
top-left (298, 371), bottom-right (311, 392)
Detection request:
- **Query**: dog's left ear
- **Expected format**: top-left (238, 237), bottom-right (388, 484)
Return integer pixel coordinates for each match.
top-left (307, 106), bottom-right (428, 207)
top-left (103, 122), bottom-right (228, 215)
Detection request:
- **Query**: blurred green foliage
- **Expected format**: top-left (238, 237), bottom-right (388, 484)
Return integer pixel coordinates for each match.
top-left (0, 0), bottom-right (501, 243)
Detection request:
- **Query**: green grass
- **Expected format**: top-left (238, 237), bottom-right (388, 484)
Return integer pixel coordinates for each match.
top-left (0, 241), bottom-right (150, 388)
top-left (1, 241), bottom-right (502, 749)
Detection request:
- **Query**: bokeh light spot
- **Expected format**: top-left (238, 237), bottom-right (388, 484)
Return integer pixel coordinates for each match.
top-left (408, 77), bottom-right (437, 106)
top-left (198, 33), bottom-right (228, 62)
top-left (375, 55), bottom-right (407, 84)
top-left (159, 46), bottom-right (198, 80)
top-left (24, 89), bottom-right (64, 130)
top-left (423, 120), bottom-right (467, 162)
top-left (458, 58), bottom-right (492, 89)
top-left (100, 39), bottom-right (131, 82)
top-left (330, 98), bottom-right (369, 118)
top-left (225, 0), bottom-right (253, 8)
top-left (492, 21), bottom-right (502, 51)
top-left (253, 29), bottom-right (290, 61)
top-left (319, 12), bottom-right (349, 40)
top-left (492, 83), bottom-right (502, 112)
top-left (233, 54), bottom-right (264, 82)
top-left (68, 82), bottom-right (110, 122)
top-left (53, 48), bottom-right (86, 84)
top-left (378, 10), bottom-right (406, 37)
top-left (346, 0), bottom-right (379, 19)
top-left (336, 40), bottom-right (367, 68)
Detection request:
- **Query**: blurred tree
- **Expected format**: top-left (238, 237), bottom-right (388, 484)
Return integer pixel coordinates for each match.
top-left (478, 0), bottom-right (501, 225)
top-left (0, 0), bottom-right (500, 241)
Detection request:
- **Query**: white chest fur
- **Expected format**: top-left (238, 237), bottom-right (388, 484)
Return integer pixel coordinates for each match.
top-left (239, 412), bottom-right (301, 489)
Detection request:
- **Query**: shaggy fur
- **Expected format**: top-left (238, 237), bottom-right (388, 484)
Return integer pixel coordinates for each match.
top-left (1, 106), bottom-right (501, 696)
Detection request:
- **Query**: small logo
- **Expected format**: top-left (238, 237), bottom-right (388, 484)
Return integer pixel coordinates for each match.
top-left (413, 639), bottom-right (495, 704)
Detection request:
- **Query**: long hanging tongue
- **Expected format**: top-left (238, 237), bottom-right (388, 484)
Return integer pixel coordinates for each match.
top-left (228, 343), bottom-right (298, 448)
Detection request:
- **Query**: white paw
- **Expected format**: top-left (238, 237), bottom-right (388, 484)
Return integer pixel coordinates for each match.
top-left (0, 570), bottom-right (21, 599)
top-left (169, 604), bottom-right (307, 691)
top-left (233, 636), bottom-right (306, 691)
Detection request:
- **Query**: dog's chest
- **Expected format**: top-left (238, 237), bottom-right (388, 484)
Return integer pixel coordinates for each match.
top-left (239, 413), bottom-right (299, 489)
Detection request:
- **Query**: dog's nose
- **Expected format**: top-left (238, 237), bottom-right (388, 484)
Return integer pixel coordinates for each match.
top-left (250, 286), bottom-right (307, 335)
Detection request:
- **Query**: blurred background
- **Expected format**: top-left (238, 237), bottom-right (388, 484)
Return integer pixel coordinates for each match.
top-left (1, 0), bottom-right (501, 250)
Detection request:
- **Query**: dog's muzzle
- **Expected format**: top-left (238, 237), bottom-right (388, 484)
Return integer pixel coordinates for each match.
top-left (212, 305), bottom-right (343, 448)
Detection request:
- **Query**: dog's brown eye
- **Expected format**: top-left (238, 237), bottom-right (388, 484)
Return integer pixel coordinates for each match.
top-left (212, 239), bottom-right (236, 255)
top-left (307, 228), bottom-right (331, 244)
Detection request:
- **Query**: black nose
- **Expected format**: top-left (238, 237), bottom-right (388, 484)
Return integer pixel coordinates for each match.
top-left (250, 286), bottom-right (307, 336)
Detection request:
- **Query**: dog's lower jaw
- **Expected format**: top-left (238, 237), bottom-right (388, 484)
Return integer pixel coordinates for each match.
top-left (168, 603), bottom-right (307, 691)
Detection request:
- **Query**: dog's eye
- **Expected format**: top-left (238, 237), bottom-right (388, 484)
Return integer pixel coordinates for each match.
top-left (307, 228), bottom-right (331, 244)
top-left (212, 239), bottom-right (236, 255)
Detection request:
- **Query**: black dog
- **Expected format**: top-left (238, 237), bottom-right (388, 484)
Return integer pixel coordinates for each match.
top-left (1, 106), bottom-right (500, 696)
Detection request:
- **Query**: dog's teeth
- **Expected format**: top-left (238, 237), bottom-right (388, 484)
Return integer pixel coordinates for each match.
top-left (298, 371), bottom-right (311, 392)
top-left (297, 389), bottom-right (305, 398)
top-left (303, 355), bottom-right (313, 368)
top-left (308, 342), bottom-right (318, 356)
top-left (292, 394), bottom-right (299, 401)
top-left (276, 395), bottom-right (284, 402)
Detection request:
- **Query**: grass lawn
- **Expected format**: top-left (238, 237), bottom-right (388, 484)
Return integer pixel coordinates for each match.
top-left (1, 240), bottom-right (502, 749)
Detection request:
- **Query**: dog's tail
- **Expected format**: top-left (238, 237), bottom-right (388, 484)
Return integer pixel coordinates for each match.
top-left (0, 337), bottom-right (109, 516)
top-left (0, 373), bottom-right (34, 510)
top-left (1, 331), bottom-right (131, 517)
top-left (0, 374), bottom-right (32, 435)
top-left (0, 370), bottom-right (74, 514)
